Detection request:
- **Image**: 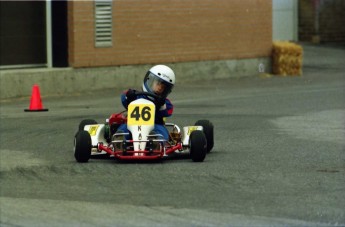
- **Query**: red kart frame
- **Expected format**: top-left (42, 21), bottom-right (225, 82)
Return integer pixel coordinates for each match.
top-left (96, 111), bottom-right (183, 160)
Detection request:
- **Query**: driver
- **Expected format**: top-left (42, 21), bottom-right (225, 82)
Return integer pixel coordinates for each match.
top-left (117, 65), bottom-right (175, 141)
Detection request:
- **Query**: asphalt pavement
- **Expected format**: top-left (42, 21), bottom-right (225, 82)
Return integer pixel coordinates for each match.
top-left (0, 43), bottom-right (344, 226)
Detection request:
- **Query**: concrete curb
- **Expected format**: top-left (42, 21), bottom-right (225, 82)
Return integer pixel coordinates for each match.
top-left (0, 57), bottom-right (270, 100)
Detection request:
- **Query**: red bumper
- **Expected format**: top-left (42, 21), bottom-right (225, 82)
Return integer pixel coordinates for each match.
top-left (97, 143), bottom-right (182, 161)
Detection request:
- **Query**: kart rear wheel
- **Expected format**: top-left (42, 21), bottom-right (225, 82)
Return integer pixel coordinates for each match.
top-left (190, 130), bottom-right (207, 162)
top-left (195, 120), bottom-right (214, 153)
top-left (78, 119), bottom-right (98, 131)
top-left (74, 130), bottom-right (92, 163)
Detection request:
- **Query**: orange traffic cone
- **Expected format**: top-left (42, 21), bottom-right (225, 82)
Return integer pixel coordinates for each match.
top-left (24, 84), bottom-right (48, 112)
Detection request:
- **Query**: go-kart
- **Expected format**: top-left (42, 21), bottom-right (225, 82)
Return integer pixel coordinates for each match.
top-left (74, 91), bottom-right (214, 163)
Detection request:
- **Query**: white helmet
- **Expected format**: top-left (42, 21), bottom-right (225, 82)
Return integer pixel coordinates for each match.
top-left (142, 65), bottom-right (175, 99)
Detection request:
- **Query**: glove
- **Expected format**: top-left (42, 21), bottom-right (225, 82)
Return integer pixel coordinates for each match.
top-left (154, 96), bottom-right (166, 107)
top-left (126, 89), bottom-right (136, 104)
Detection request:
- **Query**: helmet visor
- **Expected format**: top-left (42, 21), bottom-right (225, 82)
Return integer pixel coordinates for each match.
top-left (144, 72), bottom-right (173, 99)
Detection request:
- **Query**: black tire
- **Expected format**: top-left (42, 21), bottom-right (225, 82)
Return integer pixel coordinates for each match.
top-left (74, 130), bottom-right (92, 163)
top-left (78, 119), bottom-right (98, 131)
top-left (195, 120), bottom-right (214, 153)
top-left (190, 130), bottom-right (207, 162)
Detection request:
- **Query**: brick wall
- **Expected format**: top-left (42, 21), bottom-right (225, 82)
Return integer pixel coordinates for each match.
top-left (299, 0), bottom-right (345, 43)
top-left (68, 0), bottom-right (272, 68)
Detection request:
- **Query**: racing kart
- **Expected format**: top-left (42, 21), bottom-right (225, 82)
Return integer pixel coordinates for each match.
top-left (74, 91), bottom-right (214, 163)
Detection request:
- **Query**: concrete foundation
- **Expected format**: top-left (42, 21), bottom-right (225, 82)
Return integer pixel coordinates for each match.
top-left (0, 57), bottom-right (271, 99)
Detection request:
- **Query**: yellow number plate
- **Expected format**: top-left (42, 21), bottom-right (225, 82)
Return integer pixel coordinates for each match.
top-left (128, 104), bottom-right (155, 126)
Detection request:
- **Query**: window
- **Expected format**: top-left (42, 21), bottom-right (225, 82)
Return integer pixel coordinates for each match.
top-left (94, 0), bottom-right (112, 47)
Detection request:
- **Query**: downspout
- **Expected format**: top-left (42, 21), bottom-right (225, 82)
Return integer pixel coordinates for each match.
top-left (312, 0), bottom-right (321, 43)
top-left (46, 0), bottom-right (53, 67)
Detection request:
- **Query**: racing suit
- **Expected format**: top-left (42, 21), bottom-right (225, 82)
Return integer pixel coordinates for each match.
top-left (117, 90), bottom-right (173, 140)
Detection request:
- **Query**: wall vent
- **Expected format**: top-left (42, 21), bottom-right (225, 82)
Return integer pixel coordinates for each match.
top-left (94, 0), bottom-right (112, 47)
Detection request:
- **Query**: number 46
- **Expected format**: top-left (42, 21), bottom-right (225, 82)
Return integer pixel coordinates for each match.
top-left (130, 106), bottom-right (151, 121)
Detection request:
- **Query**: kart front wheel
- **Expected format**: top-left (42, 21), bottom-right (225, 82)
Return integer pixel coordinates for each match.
top-left (190, 130), bottom-right (207, 162)
top-left (74, 130), bottom-right (92, 163)
top-left (195, 120), bottom-right (214, 153)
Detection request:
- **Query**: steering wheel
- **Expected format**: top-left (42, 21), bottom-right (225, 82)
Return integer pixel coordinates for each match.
top-left (132, 91), bottom-right (161, 101)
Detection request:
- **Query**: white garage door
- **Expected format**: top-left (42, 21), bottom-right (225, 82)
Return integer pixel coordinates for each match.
top-left (273, 0), bottom-right (298, 41)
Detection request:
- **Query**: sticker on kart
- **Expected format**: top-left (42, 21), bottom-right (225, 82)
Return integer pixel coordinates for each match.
top-left (187, 126), bottom-right (199, 135)
top-left (127, 103), bottom-right (155, 126)
top-left (88, 125), bottom-right (99, 136)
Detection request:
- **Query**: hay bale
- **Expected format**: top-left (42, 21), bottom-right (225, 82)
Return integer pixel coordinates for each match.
top-left (272, 41), bottom-right (303, 76)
